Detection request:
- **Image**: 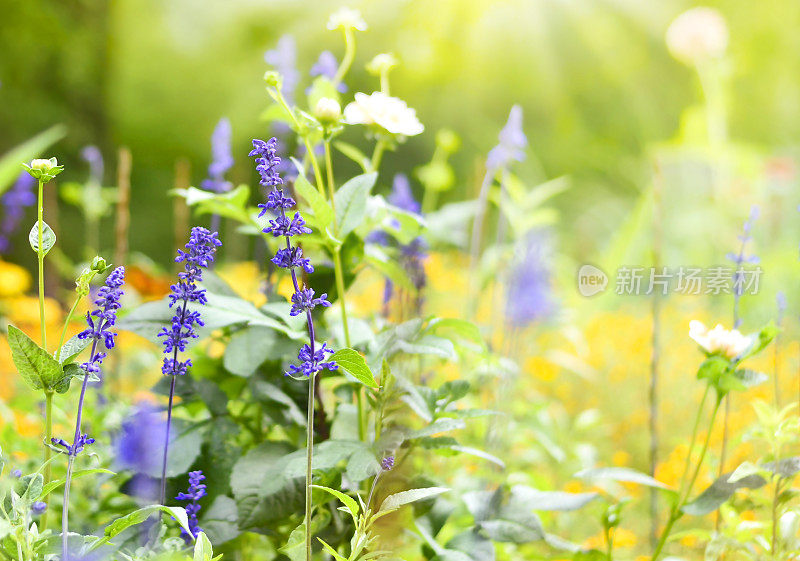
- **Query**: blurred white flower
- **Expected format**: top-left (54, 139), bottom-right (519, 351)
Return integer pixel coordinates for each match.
top-left (666, 7), bottom-right (728, 64)
top-left (344, 92), bottom-right (424, 136)
top-left (327, 7), bottom-right (368, 32)
top-left (689, 320), bottom-right (751, 359)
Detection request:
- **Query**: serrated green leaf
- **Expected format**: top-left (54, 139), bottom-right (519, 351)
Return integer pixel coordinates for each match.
top-left (294, 171), bottom-right (334, 228)
top-left (334, 172), bottom-right (377, 237)
top-left (7, 325), bottom-right (67, 391)
top-left (29, 220), bottom-right (56, 256)
top-left (311, 485), bottom-right (360, 524)
top-left (379, 487), bottom-right (449, 513)
top-left (330, 348), bottom-right (378, 388)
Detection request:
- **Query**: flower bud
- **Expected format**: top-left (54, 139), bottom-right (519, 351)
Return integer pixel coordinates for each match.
top-left (366, 53), bottom-right (398, 76)
top-left (91, 256), bottom-right (108, 272)
top-left (264, 70), bottom-right (283, 89)
top-left (24, 157), bottom-right (64, 182)
top-left (314, 97), bottom-right (342, 124)
top-left (326, 7), bottom-right (367, 32)
top-left (436, 129), bottom-right (461, 153)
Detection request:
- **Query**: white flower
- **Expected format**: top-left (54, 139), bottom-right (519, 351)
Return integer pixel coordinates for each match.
top-left (327, 7), bottom-right (367, 32)
top-left (689, 320), bottom-right (752, 360)
top-left (344, 92), bottom-right (424, 136)
top-left (30, 158), bottom-right (54, 170)
top-left (666, 7), bottom-right (728, 64)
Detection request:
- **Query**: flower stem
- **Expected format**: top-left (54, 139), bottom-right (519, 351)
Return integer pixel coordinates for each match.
top-left (305, 372), bottom-right (315, 561)
top-left (159, 375), bottom-right (177, 507)
top-left (56, 297), bottom-right (82, 361)
top-left (62, 337), bottom-right (98, 561)
top-left (333, 28), bottom-right (355, 87)
top-left (37, 179), bottom-right (46, 348)
top-left (41, 391), bottom-right (53, 531)
top-left (370, 139), bottom-right (387, 173)
top-left (323, 141), bottom-right (337, 215)
top-left (651, 393), bottom-right (721, 561)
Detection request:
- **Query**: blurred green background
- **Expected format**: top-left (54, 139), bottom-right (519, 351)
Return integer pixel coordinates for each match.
top-left (3, 0), bottom-right (800, 272)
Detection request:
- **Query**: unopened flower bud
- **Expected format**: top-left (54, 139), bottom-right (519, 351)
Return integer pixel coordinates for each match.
top-left (264, 70), bottom-right (283, 89)
top-left (314, 97), bottom-right (342, 123)
top-left (436, 129), bottom-right (461, 153)
top-left (24, 157), bottom-right (63, 181)
top-left (366, 53), bottom-right (398, 76)
top-left (91, 256), bottom-right (108, 272)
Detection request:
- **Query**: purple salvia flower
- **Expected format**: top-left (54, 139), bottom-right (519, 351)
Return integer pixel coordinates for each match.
top-left (309, 50), bottom-right (347, 93)
top-left (11, 469), bottom-right (22, 478)
top-left (158, 227), bottom-right (221, 376)
top-left (0, 172), bottom-right (36, 254)
top-left (388, 174), bottom-right (420, 214)
top-left (81, 146), bottom-right (104, 185)
top-left (158, 228), bottom-right (220, 507)
top-left (248, 137), bottom-right (337, 379)
top-left (115, 402), bottom-right (166, 501)
top-left (486, 105), bottom-right (527, 172)
top-left (381, 456), bottom-right (395, 471)
top-left (727, 205), bottom-right (759, 327)
top-left (264, 35), bottom-right (299, 105)
top-left (777, 291), bottom-right (787, 324)
top-left (201, 118), bottom-right (234, 194)
top-left (504, 232), bottom-right (555, 327)
top-left (55, 266), bottom-right (125, 455)
top-left (59, 267), bottom-right (125, 561)
top-left (176, 470), bottom-right (207, 544)
top-left (31, 501), bottom-right (47, 515)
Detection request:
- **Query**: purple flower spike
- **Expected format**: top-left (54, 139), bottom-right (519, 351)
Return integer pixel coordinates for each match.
top-left (159, 227), bottom-right (221, 377)
top-left (201, 118), bottom-right (234, 194)
top-left (381, 456), bottom-right (395, 471)
top-left (176, 470), bottom-right (207, 544)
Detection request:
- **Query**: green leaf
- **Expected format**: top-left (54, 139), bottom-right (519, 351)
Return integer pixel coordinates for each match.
top-left (56, 333), bottom-right (91, 364)
top-left (364, 245), bottom-right (417, 293)
top-left (7, 325), bottom-right (67, 391)
top-left (28, 220), bottom-right (56, 256)
top-left (334, 141), bottom-right (370, 172)
top-left (40, 468), bottom-right (115, 498)
top-left (330, 348), bottom-right (378, 388)
top-left (508, 486), bottom-right (598, 511)
top-left (92, 505), bottom-right (192, 549)
top-left (310, 485), bottom-right (360, 524)
top-left (379, 487), bottom-right (449, 513)
top-left (318, 538), bottom-right (348, 561)
top-left (574, 467), bottom-right (674, 490)
top-left (193, 532), bottom-right (216, 561)
top-left (334, 172), bottom-right (377, 238)
top-left (294, 171), bottom-right (334, 228)
top-left (682, 472), bottom-right (766, 516)
top-left (479, 519), bottom-right (544, 544)
top-left (0, 125), bottom-right (66, 196)
top-left (425, 318), bottom-right (485, 349)
top-left (223, 326), bottom-right (279, 377)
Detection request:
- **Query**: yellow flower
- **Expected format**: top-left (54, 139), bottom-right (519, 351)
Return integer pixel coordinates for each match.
top-left (0, 261), bottom-right (31, 297)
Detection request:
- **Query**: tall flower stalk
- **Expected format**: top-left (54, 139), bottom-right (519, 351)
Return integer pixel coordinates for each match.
top-left (22, 157), bottom-right (63, 529)
top-left (54, 266), bottom-right (125, 560)
top-left (158, 227), bottom-right (221, 506)
top-left (176, 470), bottom-right (207, 544)
top-left (250, 137), bottom-right (338, 561)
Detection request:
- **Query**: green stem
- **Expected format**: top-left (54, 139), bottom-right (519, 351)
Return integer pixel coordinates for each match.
top-left (55, 297), bottom-right (82, 361)
top-left (323, 141), bottom-right (337, 215)
top-left (333, 29), bottom-right (355, 87)
top-left (605, 527), bottom-right (614, 561)
top-left (270, 88), bottom-right (326, 196)
top-left (41, 391), bottom-right (53, 530)
top-left (305, 373), bottom-right (315, 561)
top-left (370, 140), bottom-right (387, 173)
top-left (37, 179), bottom-right (46, 348)
top-left (652, 393), bottom-right (721, 561)
top-left (421, 188), bottom-right (437, 214)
